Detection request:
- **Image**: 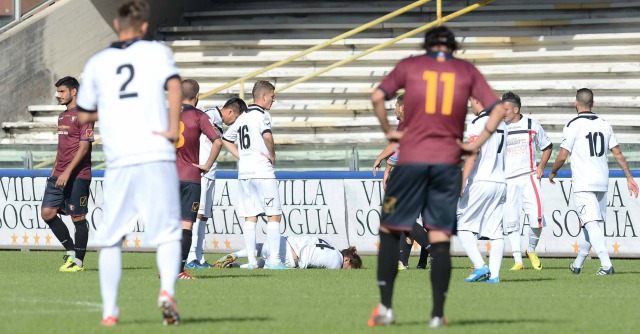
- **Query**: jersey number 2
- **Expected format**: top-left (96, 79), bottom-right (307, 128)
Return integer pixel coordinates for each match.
top-left (423, 71), bottom-right (455, 115)
top-left (116, 64), bottom-right (138, 99)
top-left (239, 125), bottom-right (251, 149)
top-left (585, 131), bottom-right (605, 157)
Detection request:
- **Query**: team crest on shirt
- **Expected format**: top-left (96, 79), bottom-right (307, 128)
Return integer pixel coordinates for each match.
top-left (382, 196), bottom-right (397, 214)
top-left (86, 129), bottom-right (94, 138)
top-left (71, 116), bottom-right (77, 122)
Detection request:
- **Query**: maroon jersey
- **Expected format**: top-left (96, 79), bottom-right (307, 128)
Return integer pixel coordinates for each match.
top-left (397, 121), bottom-right (405, 132)
top-left (53, 107), bottom-right (94, 179)
top-left (379, 51), bottom-right (499, 165)
top-left (176, 104), bottom-right (220, 182)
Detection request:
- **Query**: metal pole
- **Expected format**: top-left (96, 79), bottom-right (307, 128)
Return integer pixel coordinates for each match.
top-left (437, 0), bottom-right (442, 25)
top-left (14, 0), bottom-right (20, 21)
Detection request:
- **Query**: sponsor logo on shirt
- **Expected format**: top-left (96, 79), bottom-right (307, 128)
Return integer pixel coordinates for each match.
top-left (264, 198), bottom-right (274, 207)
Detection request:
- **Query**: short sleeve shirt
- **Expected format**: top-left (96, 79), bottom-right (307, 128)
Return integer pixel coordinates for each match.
top-left (53, 107), bottom-right (94, 179)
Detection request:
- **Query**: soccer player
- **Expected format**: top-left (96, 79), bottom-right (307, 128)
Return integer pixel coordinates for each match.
top-left (222, 80), bottom-right (287, 270)
top-left (502, 91), bottom-right (553, 271)
top-left (457, 97), bottom-right (507, 284)
top-left (549, 88), bottom-right (639, 275)
top-left (175, 79), bottom-right (222, 279)
top-left (215, 236), bottom-right (363, 270)
top-left (368, 26), bottom-right (506, 328)
top-left (76, 0), bottom-right (183, 326)
top-left (41, 76), bottom-right (94, 272)
top-left (186, 97), bottom-right (247, 269)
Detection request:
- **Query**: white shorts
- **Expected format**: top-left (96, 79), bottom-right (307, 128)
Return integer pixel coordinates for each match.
top-left (238, 179), bottom-right (282, 218)
top-left (457, 180), bottom-right (506, 240)
top-left (573, 191), bottom-right (606, 225)
top-left (260, 236), bottom-right (296, 268)
top-left (504, 173), bottom-right (546, 233)
top-left (97, 161), bottom-right (181, 247)
top-left (197, 177), bottom-right (215, 218)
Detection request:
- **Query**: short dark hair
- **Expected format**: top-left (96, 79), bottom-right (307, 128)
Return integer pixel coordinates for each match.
top-left (423, 26), bottom-right (458, 51)
top-left (340, 246), bottom-right (363, 269)
top-left (502, 91), bottom-right (521, 110)
top-left (117, 0), bottom-right (150, 31)
top-left (223, 97), bottom-right (248, 114)
top-left (576, 88), bottom-right (594, 108)
top-left (396, 94), bottom-right (404, 106)
top-left (252, 80), bottom-right (275, 101)
top-left (181, 79), bottom-right (199, 100)
top-left (55, 76), bottom-right (79, 91)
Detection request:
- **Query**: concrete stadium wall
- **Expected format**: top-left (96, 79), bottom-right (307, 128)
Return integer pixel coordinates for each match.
top-left (0, 0), bottom-right (188, 131)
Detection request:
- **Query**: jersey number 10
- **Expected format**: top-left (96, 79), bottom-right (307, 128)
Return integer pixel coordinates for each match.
top-left (423, 71), bottom-right (455, 115)
top-left (585, 131), bottom-right (605, 157)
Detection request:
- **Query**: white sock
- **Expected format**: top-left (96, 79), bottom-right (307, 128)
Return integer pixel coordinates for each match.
top-left (528, 227), bottom-right (542, 253)
top-left (243, 221), bottom-right (257, 265)
top-left (99, 241), bottom-right (122, 319)
top-left (508, 231), bottom-right (522, 264)
top-left (458, 230), bottom-right (485, 269)
top-left (489, 238), bottom-right (505, 279)
top-left (187, 219), bottom-right (200, 263)
top-left (67, 250), bottom-right (76, 257)
top-left (584, 221), bottom-right (612, 269)
top-left (157, 240), bottom-right (181, 297)
top-left (573, 226), bottom-right (591, 269)
top-left (266, 222), bottom-right (282, 266)
top-left (194, 218), bottom-right (207, 263)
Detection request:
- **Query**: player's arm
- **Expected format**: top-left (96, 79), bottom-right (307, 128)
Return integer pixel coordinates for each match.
top-left (78, 112), bottom-right (98, 123)
top-left (222, 139), bottom-right (239, 159)
top-left (548, 148), bottom-right (569, 185)
top-left (611, 146), bottom-right (639, 197)
top-left (382, 164), bottom-right (393, 190)
top-left (262, 131), bottom-right (276, 165)
top-left (194, 138), bottom-right (222, 173)
top-left (373, 143), bottom-right (397, 176)
top-left (55, 141), bottom-right (91, 188)
top-left (536, 147), bottom-right (553, 180)
top-left (458, 102), bottom-right (506, 153)
top-left (372, 89), bottom-right (402, 142)
top-left (460, 153), bottom-right (478, 196)
top-left (154, 78), bottom-right (181, 143)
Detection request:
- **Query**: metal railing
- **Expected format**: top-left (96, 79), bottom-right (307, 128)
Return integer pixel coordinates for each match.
top-left (0, 0), bottom-right (55, 33)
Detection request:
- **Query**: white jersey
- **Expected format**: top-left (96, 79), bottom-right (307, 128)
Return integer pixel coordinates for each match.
top-left (505, 115), bottom-right (552, 178)
top-left (288, 236), bottom-right (343, 269)
top-left (467, 111), bottom-right (507, 183)
top-left (560, 112), bottom-right (618, 192)
top-left (199, 107), bottom-right (224, 179)
top-left (77, 39), bottom-right (179, 168)
top-left (222, 104), bottom-right (275, 179)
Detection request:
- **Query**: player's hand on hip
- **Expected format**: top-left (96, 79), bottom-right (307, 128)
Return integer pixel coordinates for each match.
top-left (385, 130), bottom-right (403, 143)
top-left (536, 167), bottom-right (544, 180)
top-left (153, 130), bottom-right (179, 143)
top-left (457, 139), bottom-right (479, 155)
top-left (260, 152), bottom-right (275, 165)
top-left (192, 163), bottom-right (210, 173)
top-left (628, 178), bottom-right (639, 198)
top-left (55, 172), bottom-right (70, 188)
top-left (548, 171), bottom-right (557, 185)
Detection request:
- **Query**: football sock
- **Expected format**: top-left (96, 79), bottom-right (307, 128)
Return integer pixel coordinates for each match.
top-left (458, 230), bottom-right (485, 268)
top-left (157, 240), bottom-right (181, 296)
top-left (508, 231), bottom-right (522, 263)
top-left (188, 218), bottom-right (207, 263)
top-left (411, 222), bottom-right (430, 248)
top-left (266, 221), bottom-right (281, 266)
top-left (45, 216), bottom-right (74, 252)
top-left (180, 229), bottom-right (192, 272)
top-left (489, 238), bottom-right (505, 279)
top-left (573, 226), bottom-right (590, 269)
top-left (584, 221), bottom-right (612, 269)
top-left (399, 233), bottom-right (412, 267)
top-left (73, 219), bottom-right (89, 263)
top-left (417, 245), bottom-right (430, 267)
top-left (528, 227), bottom-right (542, 253)
top-left (243, 221), bottom-right (257, 265)
top-left (377, 231), bottom-right (400, 309)
top-left (430, 242), bottom-right (451, 318)
top-left (99, 240), bottom-right (122, 319)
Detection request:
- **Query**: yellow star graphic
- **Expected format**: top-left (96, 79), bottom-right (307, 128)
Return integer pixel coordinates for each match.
top-left (22, 233), bottom-right (29, 244)
top-left (224, 239), bottom-right (231, 249)
top-left (212, 239), bottom-right (219, 249)
top-left (375, 241), bottom-right (380, 250)
top-left (485, 241), bottom-right (491, 251)
top-left (123, 239), bottom-right (129, 248)
top-left (572, 242), bottom-right (580, 253)
top-left (612, 242), bottom-right (621, 254)
top-left (134, 237), bottom-right (141, 248)
top-left (34, 233), bottom-right (40, 245)
top-left (11, 233), bottom-right (17, 245)
top-left (45, 234), bottom-right (52, 245)
top-left (412, 241), bottom-right (419, 250)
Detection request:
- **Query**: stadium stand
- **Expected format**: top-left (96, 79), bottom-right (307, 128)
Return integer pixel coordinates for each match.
top-left (1, 0), bottom-right (639, 169)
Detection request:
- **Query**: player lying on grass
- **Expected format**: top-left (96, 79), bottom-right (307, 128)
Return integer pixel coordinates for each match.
top-left (214, 236), bottom-right (363, 269)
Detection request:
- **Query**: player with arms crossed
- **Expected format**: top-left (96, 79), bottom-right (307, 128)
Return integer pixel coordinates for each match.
top-left (186, 97), bottom-right (247, 269)
top-left (77, 0), bottom-right (183, 326)
top-left (222, 80), bottom-right (287, 270)
top-left (175, 79), bottom-right (222, 279)
top-left (42, 76), bottom-right (94, 272)
top-left (216, 236), bottom-right (363, 270)
top-left (549, 88), bottom-right (638, 275)
top-left (502, 91), bottom-right (553, 271)
top-left (457, 97), bottom-right (507, 284)
top-left (368, 26), bottom-right (506, 328)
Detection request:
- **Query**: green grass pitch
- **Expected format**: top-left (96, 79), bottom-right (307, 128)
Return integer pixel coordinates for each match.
top-left (1, 251), bottom-right (639, 334)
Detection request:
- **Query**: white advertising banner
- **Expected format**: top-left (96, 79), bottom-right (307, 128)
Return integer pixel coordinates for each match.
top-left (1, 173), bottom-right (638, 257)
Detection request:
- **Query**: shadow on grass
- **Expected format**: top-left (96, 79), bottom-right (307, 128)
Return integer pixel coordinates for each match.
top-left (85, 266), bottom-right (153, 272)
top-left (610, 271), bottom-right (640, 275)
top-left (124, 316), bottom-right (271, 325)
top-left (505, 277), bottom-right (555, 283)
top-left (193, 273), bottom-right (271, 279)
top-left (398, 318), bottom-right (565, 327)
